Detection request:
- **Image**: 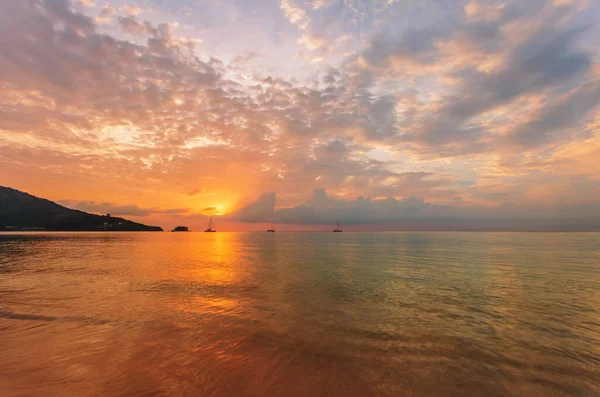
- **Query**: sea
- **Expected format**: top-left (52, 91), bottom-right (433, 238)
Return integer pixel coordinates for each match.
top-left (0, 232), bottom-right (599, 396)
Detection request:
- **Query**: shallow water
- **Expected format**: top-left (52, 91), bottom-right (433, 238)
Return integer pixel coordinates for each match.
top-left (1, 232), bottom-right (599, 396)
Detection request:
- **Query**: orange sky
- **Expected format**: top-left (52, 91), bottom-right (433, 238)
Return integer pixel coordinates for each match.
top-left (1, 0), bottom-right (600, 231)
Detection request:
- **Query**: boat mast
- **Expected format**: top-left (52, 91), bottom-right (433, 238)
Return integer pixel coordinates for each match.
top-left (333, 220), bottom-right (342, 232)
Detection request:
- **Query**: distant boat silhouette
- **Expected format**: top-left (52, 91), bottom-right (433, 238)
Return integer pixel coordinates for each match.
top-left (171, 226), bottom-right (189, 232)
top-left (333, 221), bottom-right (342, 232)
top-left (204, 217), bottom-right (216, 232)
top-left (267, 222), bottom-right (275, 232)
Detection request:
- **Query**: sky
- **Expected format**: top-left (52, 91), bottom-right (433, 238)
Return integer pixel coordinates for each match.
top-left (1, 0), bottom-right (600, 231)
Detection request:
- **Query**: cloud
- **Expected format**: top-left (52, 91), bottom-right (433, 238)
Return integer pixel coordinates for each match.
top-left (59, 200), bottom-right (190, 217)
top-left (363, 27), bottom-right (448, 67)
top-left (227, 192), bottom-right (276, 222)
top-left (96, 4), bottom-right (116, 23)
top-left (231, 52), bottom-right (262, 64)
top-left (227, 188), bottom-right (600, 230)
top-left (122, 5), bottom-right (142, 15)
top-left (298, 33), bottom-right (327, 50)
top-left (280, 0), bottom-right (337, 54)
top-left (280, 0), bottom-right (309, 30)
top-left (350, 0), bottom-right (598, 157)
top-left (0, 0), bottom-right (600, 230)
top-left (312, 0), bottom-right (336, 10)
top-left (118, 15), bottom-right (155, 36)
top-left (429, 22), bottom-right (592, 146)
top-left (510, 80), bottom-right (600, 147)
top-left (77, 0), bottom-right (95, 6)
top-left (188, 188), bottom-right (212, 196)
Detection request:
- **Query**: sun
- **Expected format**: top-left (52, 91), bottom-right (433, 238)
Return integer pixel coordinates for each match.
top-left (210, 203), bottom-right (231, 215)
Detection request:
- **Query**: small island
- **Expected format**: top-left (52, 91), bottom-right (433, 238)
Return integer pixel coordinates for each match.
top-left (171, 226), bottom-right (189, 232)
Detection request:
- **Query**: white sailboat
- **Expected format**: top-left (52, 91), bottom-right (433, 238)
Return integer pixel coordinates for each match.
top-left (267, 222), bottom-right (275, 232)
top-left (204, 216), bottom-right (216, 232)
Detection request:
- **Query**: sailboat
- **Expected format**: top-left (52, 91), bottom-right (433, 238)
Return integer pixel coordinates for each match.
top-left (267, 222), bottom-right (275, 232)
top-left (204, 216), bottom-right (216, 232)
top-left (333, 221), bottom-right (342, 232)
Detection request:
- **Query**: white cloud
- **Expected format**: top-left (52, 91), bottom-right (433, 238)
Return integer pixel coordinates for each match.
top-left (313, 0), bottom-right (335, 10)
top-left (280, 0), bottom-right (309, 30)
top-left (122, 4), bottom-right (142, 15)
top-left (298, 33), bottom-right (327, 50)
top-left (77, 0), bottom-right (96, 6)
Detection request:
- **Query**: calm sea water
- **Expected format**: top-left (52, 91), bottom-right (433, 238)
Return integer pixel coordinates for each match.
top-left (0, 232), bottom-right (599, 396)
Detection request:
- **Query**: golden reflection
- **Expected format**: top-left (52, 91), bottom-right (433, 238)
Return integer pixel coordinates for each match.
top-left (129, 232), bottom-right (243, 286)
top-left (181, 296), bottom-right (240, 317)
top-left (3, 233), bottom-right (600, 396)
top-left (192, 232), bottom-right (241, 285)
top-left (127, 233), bottom-right (250, 323)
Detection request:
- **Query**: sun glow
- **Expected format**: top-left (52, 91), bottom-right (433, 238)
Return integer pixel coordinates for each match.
top-left (2, 0), bottom-right (598, 233)
top-left (197, 203), bottom-right (230, 216)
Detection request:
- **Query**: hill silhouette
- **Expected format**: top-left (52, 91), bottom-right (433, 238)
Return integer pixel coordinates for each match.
top-left (0, 186), bottom-right (162, 231)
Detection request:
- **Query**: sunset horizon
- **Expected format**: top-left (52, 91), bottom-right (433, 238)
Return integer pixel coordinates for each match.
top-left (2, 1), bottom-right (600, 396)
top-left (2, 0), bottom-right (600, 231)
